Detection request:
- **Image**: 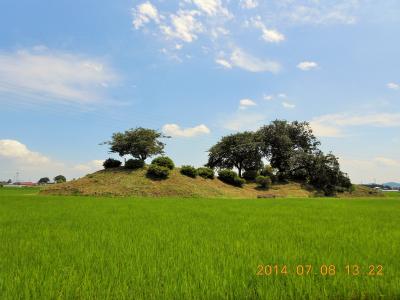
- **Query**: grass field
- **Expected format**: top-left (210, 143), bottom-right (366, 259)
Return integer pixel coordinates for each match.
top-left (0, 188), bottom-right (399, 299)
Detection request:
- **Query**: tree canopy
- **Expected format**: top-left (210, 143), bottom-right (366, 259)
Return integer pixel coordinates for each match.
top-left (206, 120), bottom-right (351, 195)
top-left (206, 131), bottom-right (263, 177)
top-left (104, 127), bottom-right (167, 161)
top-left (38, 177), bottom-right (50, 184)
top-left (54, 175), bottom-right (66, 183)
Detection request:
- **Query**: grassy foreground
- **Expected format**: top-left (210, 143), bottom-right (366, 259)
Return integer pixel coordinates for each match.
top-left (0, 188), bottom-right (399, 299)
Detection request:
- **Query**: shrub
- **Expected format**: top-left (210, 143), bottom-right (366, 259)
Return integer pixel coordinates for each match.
top-left (125, 159), bottom-right (145, 170)
top-left (197, 167), bottom-right (214, 179)
top-left (256, 175), bottom-right (272, 190)
top-left (147, 164), bottom-right (170, 179)
top-left (180, 165), bottom-right (197, 178)
top-left (260, 165), bottom-right (274, 177)
top-left (233, 176), bottom-right (246, 187)
top-left (218, 169), bottom-right (245, 187)
top-left (243, 170), bottom-right (259, 181)
top-left (103, 158), bottom-right (122, 169)
top-left (151, 156), bottom-right (175, 170)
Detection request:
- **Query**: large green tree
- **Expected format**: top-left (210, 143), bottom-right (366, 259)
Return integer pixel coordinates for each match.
top-left (256, 120), bottom-right (320, 179)
top-left (206, 131), bottom-right (263, 177)
top-left (104, 127), bottom-right (167, 161)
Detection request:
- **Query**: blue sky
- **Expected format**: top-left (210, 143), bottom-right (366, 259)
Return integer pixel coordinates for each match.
top-left (0, 0), bottom-right (399, 183)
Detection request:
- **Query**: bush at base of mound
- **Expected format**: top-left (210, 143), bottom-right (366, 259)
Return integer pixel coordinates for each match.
top-left (256, 175), bottom-right (272, 190)
top-left (180, 165), bottom-right (197, 178)
top-left (147, 164), bottom-right (170, 179)
top-left (218, 169), bottom-right (245, 187)
top-left (103, 158), bottom-right (122, 169)
top-left (125, 159), bottom-right (145, 170)
top-left (243, 170), bottom-right (259, 181)
top-left (151, 156), bottom-right (175, 170)
top-left (197, 167), bottom-right (214, 179)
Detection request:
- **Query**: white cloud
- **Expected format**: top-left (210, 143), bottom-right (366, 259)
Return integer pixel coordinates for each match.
top-left (162, 124), bottom-right (210, 137)
top-left (0, 139), bottom-right (105, 181)
top-left (160, 10), bottom-right (204, 43)
top-left (267, 1), bottom-right (360, 25)
top-left (230, 48), bottom-right (281, 73)
top-left (223, 112), bottom-right (265, 131)
top-left (282, 101), bottom-right (296, 109)
top-left (250, 17), bottom-right (285, 43)
top-left (264, 94), bottom-right (273, 101)
top-left (387, 82), bottom-right (399, 90)
top-left (215, 58), bottom-right (232, 69)
top-left (297, 61), bottom-right (318, 71)
top-left (239, 98), bottom-right (257, 109)
top-left (310, 112), bottom-right (400, 137)
top-left (73, 160), bottom-right (104, 173)
top-left (278, 93), bottom-right (287, 98)
top-left (132, 1), bottom-right (160, 29)
top-left (240, 0), bottom-right (258, 9)
top-left (190, 0), bottom-right (230, 17)
top-left (340, 156), bottom-right (400, 184)
top-left (0, 140), bottom-right (51, 165)
top-left (0, 48), bottom-right (117, 104)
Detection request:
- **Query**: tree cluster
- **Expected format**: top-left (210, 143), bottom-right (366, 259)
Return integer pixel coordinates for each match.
top-left (206, 120), bottom-right (351, 195)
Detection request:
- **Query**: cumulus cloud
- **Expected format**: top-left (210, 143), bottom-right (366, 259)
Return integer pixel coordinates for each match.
top-left (387, 82), bottom-right (399, 90)
top-left (240, 0), bottom-right (258, 9)
top-left (0, 139), bottom-right (104, 181)
top-left (0, 140), bottom-right (51, 165)
top-left (190, 0), bottom-right (230, 17)
top-left (162, 124), bottom-right (210, 137)
top-left (0, 48), bottom-right (117, 105)
top-left (239, 98), bottom-right (257, 109)
top-left (250, 17), bottom-right (285, 43)
top-left (297, 61), bottom-right (318, 71)
top-left (230, 48), bottom-right (281, 73)
top-left (160, 10), bottom-right (204, 43)
top-left (132, 1), bottom-right (161, 29)
top-left (310, 112), bottom-right (400, 137)
top-left (282, 101), bottom-right (296, 109)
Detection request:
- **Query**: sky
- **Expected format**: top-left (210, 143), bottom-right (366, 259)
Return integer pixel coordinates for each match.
top-left (0, 0), bottom-right (399, 184)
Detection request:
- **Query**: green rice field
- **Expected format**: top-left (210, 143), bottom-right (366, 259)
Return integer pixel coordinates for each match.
top-left (0, 188), bottom-right (399, 299)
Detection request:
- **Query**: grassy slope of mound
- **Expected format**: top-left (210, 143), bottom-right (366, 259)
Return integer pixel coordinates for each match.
top-left (41, 167), bottom-right (380, 198)
top-left (41, 168), bottom-right (312, 198)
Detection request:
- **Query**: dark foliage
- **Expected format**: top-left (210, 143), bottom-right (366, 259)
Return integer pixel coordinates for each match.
top-left (180, 165), bottom-right (197, 178)
top-left (197, 167), bottom-right (215, 179)
top-left (256, 176), bottom-right (272, 189)
top-left (146, 164), bottom-right (170, 179)
top-left (151, 156), bottom-right (175, 170)
top-left (125, 159), bottom-right (145, 170)
top-left (218, 169), bottom-right (245, 187)
top-left (103, 158), bottom-right (122, 169)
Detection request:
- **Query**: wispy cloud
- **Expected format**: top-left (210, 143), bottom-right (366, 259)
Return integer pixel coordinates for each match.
top-left (0, 47), bottom-right (118, 105)
top-left (162, 123), bottom-right (210, 137)
top-left (297, 61), bottom-right (318, 71)
top-left (239, 98), bottom-right (257, 109)
top-left (229, 48), bottom-right (281, 73)
top-left (387, 82), bottom-right (399, 90)
top-left (282, 101), bottom-right (296, 109)
top-left (310, 112), bottom-right (400, 137)
top-left (249, 17), bottom-right (285, 43)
